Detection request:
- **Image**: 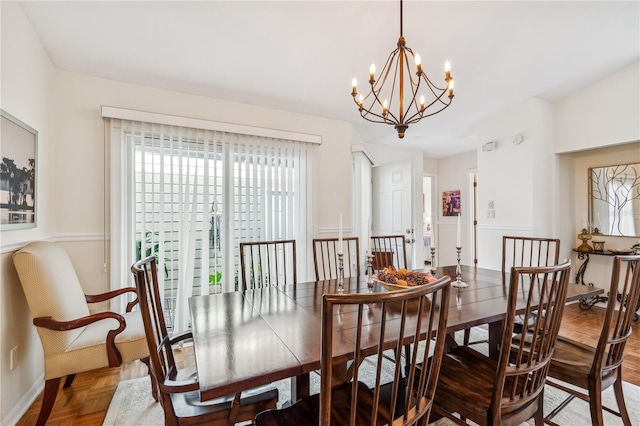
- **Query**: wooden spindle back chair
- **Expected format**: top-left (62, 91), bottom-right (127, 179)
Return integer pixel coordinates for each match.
top-left (255, 274), bottom-right (452, 426)
top-left (465, 235), bottom-right (560, 346)
top-left (312, 237), bottom-right (360, 281)
top-left (433, 260), bottom-right (572, 425)
top-left (239, 240), bottom-right (297, 291)
top-left (502, 235), bottom-right (561, 273)
top-left (545, 254), bottom-right (640, 426)
top-left (132, 256), bottom-right (278, 425)
top-left (370, 235), bottom-right (408, 272)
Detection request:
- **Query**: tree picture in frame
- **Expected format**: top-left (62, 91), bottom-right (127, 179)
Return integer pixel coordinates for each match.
top-left (1, 110), bottom-right (37, 230)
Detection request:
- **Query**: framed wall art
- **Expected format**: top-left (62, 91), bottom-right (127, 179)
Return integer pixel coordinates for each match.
top-left (1, 109), bottom-right (38, 230)
top-left (442, 189), bottom-right (461, 216)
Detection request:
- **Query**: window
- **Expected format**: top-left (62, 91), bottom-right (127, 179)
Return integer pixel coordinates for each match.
top-left (107, 112), bottom-right (317, 331)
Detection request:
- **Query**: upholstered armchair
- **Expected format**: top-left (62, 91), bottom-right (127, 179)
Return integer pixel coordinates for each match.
top-left (12, 241), bottom-right (150, 426)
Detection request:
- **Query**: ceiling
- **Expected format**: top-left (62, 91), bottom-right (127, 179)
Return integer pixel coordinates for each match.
top-left (18, 1), bottom-right (640, 158)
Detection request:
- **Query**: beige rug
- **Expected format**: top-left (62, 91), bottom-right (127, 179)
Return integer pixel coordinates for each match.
top-left (104, 330), bottom-right (640, 425)
top-left (103, 374), bottom-right (640, 425)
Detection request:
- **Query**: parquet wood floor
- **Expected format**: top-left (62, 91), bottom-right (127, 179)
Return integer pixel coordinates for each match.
top-left (15, 303), bottom-right (640, 425)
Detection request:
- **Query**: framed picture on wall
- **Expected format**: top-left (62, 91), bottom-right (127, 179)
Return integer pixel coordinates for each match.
top-left (1, 109), bottom-right (38, 230)
top-left (442, 190), bottom-right (461, 217)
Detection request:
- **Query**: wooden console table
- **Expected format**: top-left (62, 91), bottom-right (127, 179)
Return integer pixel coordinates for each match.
top-left (572, 248), bottom-right (614, 309)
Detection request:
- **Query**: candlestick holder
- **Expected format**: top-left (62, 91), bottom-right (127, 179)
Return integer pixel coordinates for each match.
top-left (430, 246), bottom-right (437, 276)
top-left (366, 253), bottom-right (374, 290)
top-left (338, 252), bottom-right (344, 293)
top-left (452, 246), bottom-right (467, 288)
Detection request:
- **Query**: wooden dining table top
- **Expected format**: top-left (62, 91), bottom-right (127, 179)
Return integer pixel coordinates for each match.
top-left (189, 265), bottom-right (604, 402)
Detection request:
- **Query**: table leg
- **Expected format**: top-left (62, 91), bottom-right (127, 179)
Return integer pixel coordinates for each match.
top-left (291, 373), bottom-right (309, 402)
top-left (488, 320), bottom-right (502, 360)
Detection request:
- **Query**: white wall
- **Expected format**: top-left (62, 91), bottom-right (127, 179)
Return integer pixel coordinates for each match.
top-left (476, 98), bottom-right (556, 270)
top-left (1, 2), bottom-right (55, 423)
top-left (554, 61), bottom-right (640, 153)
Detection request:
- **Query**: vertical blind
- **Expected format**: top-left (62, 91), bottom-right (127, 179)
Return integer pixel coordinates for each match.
top-left (108, 117), bottom-right (315, 331)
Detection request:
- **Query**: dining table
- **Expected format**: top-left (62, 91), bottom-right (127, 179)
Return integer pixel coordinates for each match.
top-left (189, 264), bottom-right (604, 403)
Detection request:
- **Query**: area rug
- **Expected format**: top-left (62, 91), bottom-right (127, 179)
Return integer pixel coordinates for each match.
top-left (104, 330), bottom-right (640, 425)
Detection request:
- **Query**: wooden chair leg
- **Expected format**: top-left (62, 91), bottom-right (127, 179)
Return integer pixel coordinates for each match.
top-left (36, 377), bottom-right (61, 426)
top-left (463, 328), bottom-right (470, 345)
top-left (140, 357), bottom-right (159, 402)
top-left (588, 380), bottom-right (605, 426)
top-left (613, 369), bottom-right (632, 426)
top-left (534, 391), bottom-right (544, 426)
top-left (63, 374), bottom-right (76, 388)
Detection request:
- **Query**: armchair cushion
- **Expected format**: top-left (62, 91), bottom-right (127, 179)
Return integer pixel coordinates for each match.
top-left (14, 241), bottom-right (90, 354)
top-left (13, 241), bottom-right (148, 380)
top-left (44, 311), bottom-right (148, 379)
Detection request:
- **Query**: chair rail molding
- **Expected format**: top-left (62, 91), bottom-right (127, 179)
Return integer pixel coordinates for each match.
top-left (477, 224), bottom-right (534, 232)
top-left (1, 233), bottom-right (108, 253)
top-left (317, 226), bottom-right (354, 235)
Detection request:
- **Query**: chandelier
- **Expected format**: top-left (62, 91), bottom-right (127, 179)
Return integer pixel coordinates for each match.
top-left (351, 0), bottom-right (454, 138)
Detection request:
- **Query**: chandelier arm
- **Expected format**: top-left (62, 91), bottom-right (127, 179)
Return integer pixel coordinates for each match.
top-left (420, 102), bottom-right (453, 119)
top-left (404, 99), bottom-right (452, 124)
top-left (368, 55), bottom-right (401, 125)
top-left (403, 86), bottom-right (451, 124)
top-left (401, 51), bottom-right (422, 120)
top-left (420, 74), bottom-right (449, 93)
top-left (354, 94), bottom-right (393, 124)
top-left (421, 88), bottom-right (452, 110)
top-left (355, 101), bottom-right (399, 124)
top-left (365, 48), bottom-right (401, 124)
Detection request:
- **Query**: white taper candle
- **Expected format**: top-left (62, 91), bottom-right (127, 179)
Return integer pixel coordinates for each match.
top-left (338, 213), bottom-right (343, 254)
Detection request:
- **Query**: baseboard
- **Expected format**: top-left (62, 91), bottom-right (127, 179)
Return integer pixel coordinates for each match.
top-left (1, 374), bottom-right (43, 426)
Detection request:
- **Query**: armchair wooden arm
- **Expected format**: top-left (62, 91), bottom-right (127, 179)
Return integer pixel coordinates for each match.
top-left (159, 378), bottom-right (200, 394)
top-left (85, 287), bottom-right (139, 312)
top-left (169, 330), bottom-right (193, 346)
top-left (33, 312), bottom-right (126, 367)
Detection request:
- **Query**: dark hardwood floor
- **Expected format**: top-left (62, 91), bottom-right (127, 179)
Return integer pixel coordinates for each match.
top-left (16, 303), bottom-right (640, 425)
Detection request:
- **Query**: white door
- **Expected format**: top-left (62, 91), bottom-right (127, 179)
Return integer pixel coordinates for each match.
top-left (372, 159), bottom-right (414, 268)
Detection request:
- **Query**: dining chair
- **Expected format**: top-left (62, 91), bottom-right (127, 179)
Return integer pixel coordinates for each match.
top-left (312, 237), bottom-right (360, 281)
top-left (370, 235), bottom-right (408, 272)
top-left (255, 274), bottom-right (452, 426)
top-left (544, 254), bottom-right (640, 426)
top-left (131, 255), bottom-right (279, 426)
top-left (239, 240), bottom-right (297, 291)
top-left (432, 260), bottom-right (571, 425)
top-left (463, 235), bottom-right (560, 345)
top-left (12, 241), bottom-right (151, 426)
